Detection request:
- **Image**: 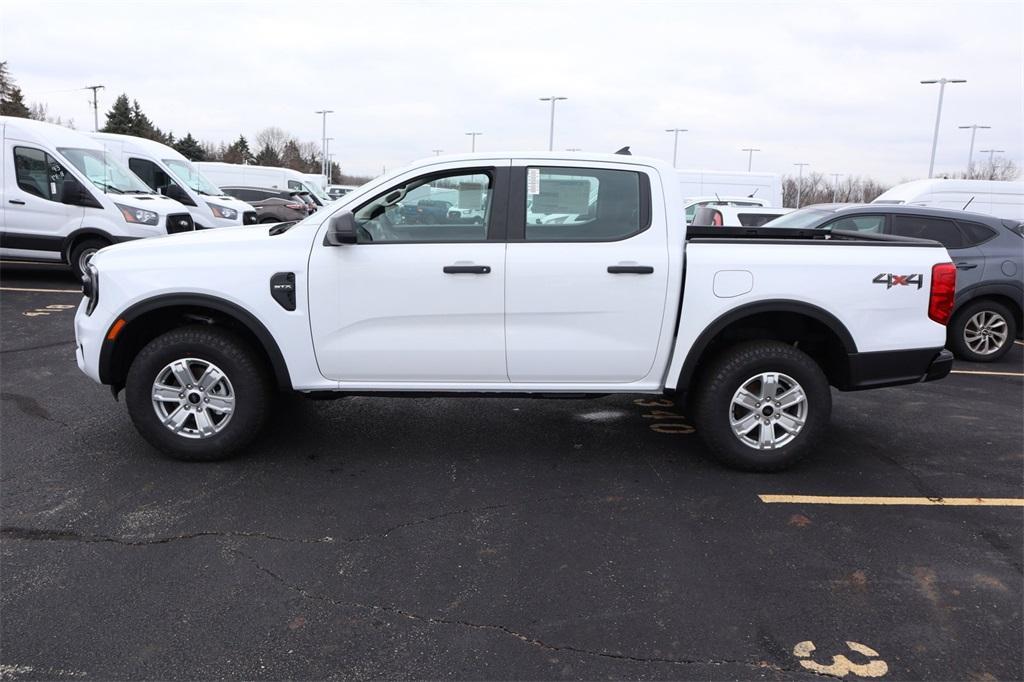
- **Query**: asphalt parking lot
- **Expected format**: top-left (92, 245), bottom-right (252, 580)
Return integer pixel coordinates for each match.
top-left (1, 261), bottom-right (1021, 681)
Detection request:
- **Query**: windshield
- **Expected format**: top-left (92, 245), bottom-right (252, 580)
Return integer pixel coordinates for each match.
top-left (57, 147), bottom-right (152, 194)
top-left (302, 181), bottom-right (330, 202)
top-left (163, 158), bottom-right (223, 195)
top-left (762, 207), bottom-right (836, 228)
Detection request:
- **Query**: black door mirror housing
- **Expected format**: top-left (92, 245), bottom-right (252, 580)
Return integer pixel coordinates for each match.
top-left (60, 176), bottom-right (102, 209)
top-left (324, 211), bottom-right (358, 246)
top-left (162, 183), bottom-right (197, 206)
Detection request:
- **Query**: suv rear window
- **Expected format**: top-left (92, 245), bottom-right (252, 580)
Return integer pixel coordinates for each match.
top-left (890, 215), bottom-right (965, 249)
top-left (957, 220), bottom-right (997, 246)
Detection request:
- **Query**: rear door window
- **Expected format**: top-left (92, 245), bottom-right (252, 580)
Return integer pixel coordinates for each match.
top-left (890, 215), bottom-right (966, 249)
top-left (823, 215), bottom-right (886, 233)
top-left (524, 167), bottom-right (646, 241)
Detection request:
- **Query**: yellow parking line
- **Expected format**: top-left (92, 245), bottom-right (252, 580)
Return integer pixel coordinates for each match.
top-left (951, 369), bottom-right (1024, 377)
top-left (759, 494), bottom-right (1024, 506)
top-left (0, 287), bottom-right (81, 294)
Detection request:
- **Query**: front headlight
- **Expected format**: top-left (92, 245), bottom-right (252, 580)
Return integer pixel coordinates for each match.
top-left (115, 203), bottom-right (159, 226)
top-left (82, 263), bottom-right (99, 316)
top-left (206, 203), bottom-right (238, 220)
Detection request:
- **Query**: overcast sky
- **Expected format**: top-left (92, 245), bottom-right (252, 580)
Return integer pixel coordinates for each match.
top-left (2, 0), bottom-right (1021, 181)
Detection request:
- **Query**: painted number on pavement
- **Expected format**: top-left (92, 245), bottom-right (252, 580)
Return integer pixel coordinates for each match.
top-left (633, 399), bottom-right (696, 434)
top-left (793, 640), bottom-right (888, 678)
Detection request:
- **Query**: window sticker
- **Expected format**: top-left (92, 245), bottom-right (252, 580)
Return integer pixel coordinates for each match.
top-left (527, 168), bottom-right (541, 195)
top-left (531, 179), bottom-right (591, 214)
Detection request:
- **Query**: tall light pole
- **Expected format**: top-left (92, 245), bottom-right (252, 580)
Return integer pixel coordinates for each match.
top-left (921, 78), bottom-right (966, 178)
top-left (315, 109), bottom-right (334, 178)
top-left (979, 148), bottom-right (1004, 165)
top-left (327, 154), bottom-right (334, 183)
top-left (958, 124), bottom-right (990, 172)
top-left (793, 163), bottom-right (809, 208)
top-left (665, 128), bottom-right (688, 167)
top-left (539, 96), bottom-right (567, 151)
top-left (432, 149), bottom-right (444, 156)
top-left (84, 84), bottom-right (104, 131)
top-left (324, 137), bottom-right (334, 178)
top-left (830, 173), bottom-right (844, 202)
top-left (466, 132), bottom-right (482, 152)
top-left (741, 148), bottom-right (760, 172)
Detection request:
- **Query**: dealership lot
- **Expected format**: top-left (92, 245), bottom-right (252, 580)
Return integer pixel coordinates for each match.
top-left (1, 263), bottom-right (1021, 680)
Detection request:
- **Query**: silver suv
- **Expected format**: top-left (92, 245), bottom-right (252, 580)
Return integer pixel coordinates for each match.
top-left (765, 204), bottom-right (1024, 362)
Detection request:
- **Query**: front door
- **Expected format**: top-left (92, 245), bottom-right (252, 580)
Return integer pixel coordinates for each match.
top-left (0, 143), bottom-right (83, 259)
top-left (309, 163), bottom-right (510, 383)
top-left (505, 163), bottom-right (669, 383)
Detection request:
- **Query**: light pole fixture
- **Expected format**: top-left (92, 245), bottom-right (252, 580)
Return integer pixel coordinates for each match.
top-left (466, 132), bottom-right (482, 152)
top-left (979, 148), bottom-right (1004, 165)
top-left (793, 163), bottom-right (810, 208)
top-left (958, 124), bottom-right (990, 170)
top-left (84, 84), bottom-right (104, 131)
top-left (432, 149), bottom-right (444, 156)
top-left (665, 128), bottom-right (688, 167)
top-left (741, 148), bottom-right (760, 172)
top-left (539, 96), bottom-right (568, 151)
top-left (315, 109), bottom-right (334, 177)
top-left (566, 147), bottom-right (581, 152)
top-left (921, 78), bottom-right (966, 178)
top-left (830, 173), bottom-right (844, 202)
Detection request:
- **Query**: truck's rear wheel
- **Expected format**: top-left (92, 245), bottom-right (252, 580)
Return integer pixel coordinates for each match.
top-left (125, 325), bottom-right (271, 461)
top-left (694, 341), bottom-right (831, 472)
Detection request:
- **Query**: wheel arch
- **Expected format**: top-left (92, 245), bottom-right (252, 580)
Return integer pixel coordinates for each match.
top-left (675, 300), bottom-right (858, 396)
top-left (98, 293), bottom-right (292, 393)
top-left (953, 282), bottom-right (1023, 334)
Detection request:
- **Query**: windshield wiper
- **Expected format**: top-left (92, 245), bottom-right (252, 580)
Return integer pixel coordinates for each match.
top-left (99, 183), bottom-right (125, 194)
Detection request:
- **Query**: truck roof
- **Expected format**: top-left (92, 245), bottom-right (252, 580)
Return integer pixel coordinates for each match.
top-left (88, 131), bottom-right (189, 163)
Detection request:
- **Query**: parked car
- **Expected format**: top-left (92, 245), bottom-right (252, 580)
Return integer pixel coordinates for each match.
top-left (76, 152), bottom-right (955, 472)
top-left (220, 186), bottom-right (311, 223)
top-left (873, 179), bottom-right (1024, 221)
top-left (0, 116), bottom-right (195, 278)
top-left (195, 162), bottom-right (332, 208)
top-left (684, 196), bottom-right (772, 224)
top-left (691, 205), bottom-right (793, 227)
top-left (327, 184), bottom-right (357, 200)
top-left (677, 169), bottom-right (782, 210)
top-left (89, 133), bottom-right (257, 229)
top-left (765, 204), bottom-right (1023, 361)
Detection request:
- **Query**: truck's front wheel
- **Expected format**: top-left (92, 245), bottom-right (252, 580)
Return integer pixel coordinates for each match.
top-left (694, 341), bottom-right (831, 472)
top-left (125, 326), bottom-right (272, 461)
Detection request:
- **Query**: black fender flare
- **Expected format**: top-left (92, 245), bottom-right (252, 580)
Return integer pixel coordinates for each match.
top-left (675, 299), bottom-right (858, 393)
top-left (98, 293), bottom-right (292, 390)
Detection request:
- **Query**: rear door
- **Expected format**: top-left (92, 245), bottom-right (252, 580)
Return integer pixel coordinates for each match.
top-left (505, 162), bottom-right (669, 383)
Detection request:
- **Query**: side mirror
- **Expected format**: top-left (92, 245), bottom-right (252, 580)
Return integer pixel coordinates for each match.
top-left (323, 211), bottom-right (358, 246)
top-left (60, 177), bottom-right (102, 209)
top-left (163, 183), bottom-right (189, 202)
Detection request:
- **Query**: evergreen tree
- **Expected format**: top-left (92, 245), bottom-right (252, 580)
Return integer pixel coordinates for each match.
top-left (255, 143), bottom-right (282, 167)
top-left (0, 62), bottom-right (32, 118)
top-left (102, 94), bottom-right (134, 133)
top-left (280, 139), bottom-right (303, 170)
top-left (174, 133), bottom-right (206, 161)
top-left (222, 135), bottom-right (254, 164)
top-left (128, 100), bottom-right (158, 139)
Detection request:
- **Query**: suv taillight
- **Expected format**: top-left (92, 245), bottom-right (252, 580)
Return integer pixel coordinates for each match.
top-left (285, 203), bottom-right (304, 210)
top-left (928, 262), bottom-right (956, 325)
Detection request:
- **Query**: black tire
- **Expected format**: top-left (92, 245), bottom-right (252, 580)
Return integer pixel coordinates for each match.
top-left (693, 341), bottom-right (831, 472)
top-left (948, 299), bottom-right (1017, 363)
top-left (68, 237), bottom-right (109, 280)
top-left (125, 325), bottom-right (272, 461)
top-left (259, 216), bottom-right (280, 224)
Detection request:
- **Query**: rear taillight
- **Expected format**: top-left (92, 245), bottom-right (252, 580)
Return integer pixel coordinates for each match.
top-left (928, 262), bottom-right (956, 325)
top-left (712, 210), bottom-right (723, 227)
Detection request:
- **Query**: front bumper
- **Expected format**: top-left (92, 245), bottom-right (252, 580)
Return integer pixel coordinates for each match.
top-left (840, 347), bottom-right (952, 391)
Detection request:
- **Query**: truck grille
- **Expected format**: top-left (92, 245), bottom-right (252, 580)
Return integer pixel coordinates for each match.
top-left (243, 211), bottom-right (258, 225)
top-left (166, 213), bottom-right (195, 234)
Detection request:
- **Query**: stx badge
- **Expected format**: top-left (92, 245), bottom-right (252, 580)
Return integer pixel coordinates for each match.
top-left (873, 273), bottom-right (923, 289)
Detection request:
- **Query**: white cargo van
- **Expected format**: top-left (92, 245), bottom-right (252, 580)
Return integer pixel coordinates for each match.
top-left (872, 179), bottom-right (1024, 221)
top-left (0, 116), bottom-right (194, 277)
top-left (195, 162), bottom-right (332, 207)
top-left (89, 133), bottom-right (256, 229)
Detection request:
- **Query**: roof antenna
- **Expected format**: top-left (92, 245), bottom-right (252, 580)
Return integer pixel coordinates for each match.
top-left (614, 146), bottom-right (631, 155)
top-left (962, 196), bottom-right (975, 210)
top-left (748, 188), bottom-right (758, 198)
top-left (715, 192), bottom-right (722, 202)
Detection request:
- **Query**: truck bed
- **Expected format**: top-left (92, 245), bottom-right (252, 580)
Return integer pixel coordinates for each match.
top-left (686, 226), bottom-right (943, 247)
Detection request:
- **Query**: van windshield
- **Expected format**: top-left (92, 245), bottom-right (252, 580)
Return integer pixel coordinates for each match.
top-left (57, 147), bottom-right (153, 194)
top-left (163, 159), bottom-right (223, 196)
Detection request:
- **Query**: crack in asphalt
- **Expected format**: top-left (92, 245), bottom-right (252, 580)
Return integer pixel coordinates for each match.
top-left (0, 526), bottom-right (334, 546)
top-left (236, 550), bottom-right (822, 677)
top-left (0, 339), bottom-right (76, 355)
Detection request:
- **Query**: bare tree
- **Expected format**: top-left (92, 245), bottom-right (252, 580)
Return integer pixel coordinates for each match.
top-left (254, 126), bottom-right (290, 157)
top-left (947, 157), bottom-right (1021, 181)
top-left (782, 173), bottom-right (891, 207)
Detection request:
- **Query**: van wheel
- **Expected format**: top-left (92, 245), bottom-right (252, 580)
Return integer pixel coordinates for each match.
top-left (125, 325), bottom-right (272, 461)
top-left (693, 341), bottom-right (831, 472)
top-left (69, 238), bottom-right (109, 280)
top-left (949, 299), bottom-right (1016, 362)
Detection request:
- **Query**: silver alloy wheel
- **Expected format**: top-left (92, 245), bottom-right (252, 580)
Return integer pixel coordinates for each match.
top-left (151, 358), bottom-right (235, 439)
top-left (729, 372), bottom-right (808, 450)
top-left (964, 310), bottom-right (1009, 356)
top-left (78, 248), bottom-right (98, 275)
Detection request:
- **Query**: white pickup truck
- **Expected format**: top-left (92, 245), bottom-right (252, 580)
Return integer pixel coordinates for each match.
top-left (74, 153), bottom-right (957, 471)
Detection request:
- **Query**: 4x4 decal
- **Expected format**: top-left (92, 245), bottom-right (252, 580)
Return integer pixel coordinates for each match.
top-left (873, 273), bottom-right (923, 289)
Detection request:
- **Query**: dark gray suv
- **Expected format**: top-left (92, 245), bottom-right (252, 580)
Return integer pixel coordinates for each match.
top-left (765, 204), bottom-right (1024, 362)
